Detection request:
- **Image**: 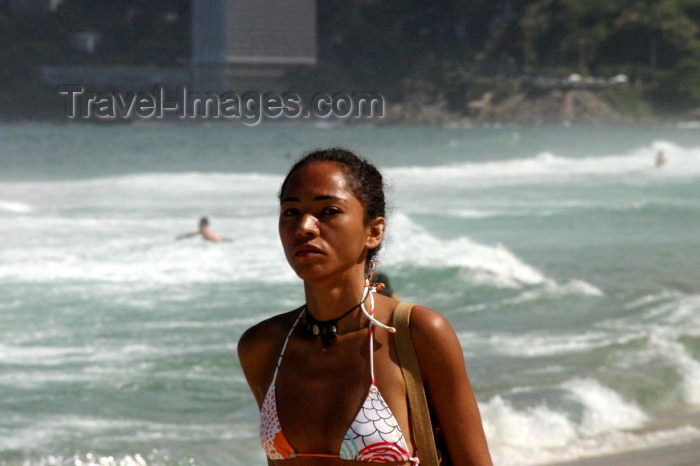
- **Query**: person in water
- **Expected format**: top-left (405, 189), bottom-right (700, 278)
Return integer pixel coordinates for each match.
top-left (655, 150), bottom-right (667, 167)
top-left (374, 272), bottom-right (398, 300)
top-left (175, 216), bottom-right (223, 243)
top-left (238, 148), bottom-right (492, 465)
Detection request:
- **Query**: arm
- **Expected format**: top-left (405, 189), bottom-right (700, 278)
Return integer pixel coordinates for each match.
top-left (175, 231), bottom-right (199, 240)
top-left (237, 326), bottom-right (268, 408)
top-left (410, 306), bottom-right (493, 466)
top-left (238, 318), bottom-right (291, 466)
top-left (237, 313), bottom-right (293, 408)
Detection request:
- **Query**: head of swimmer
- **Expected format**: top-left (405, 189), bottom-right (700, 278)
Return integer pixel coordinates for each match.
top-left (278, 148), bottom-right (386, 282)
top-left (199, 216), bottom-right (209, 231)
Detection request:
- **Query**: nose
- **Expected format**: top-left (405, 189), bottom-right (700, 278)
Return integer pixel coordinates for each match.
top-left (296, 213), bottom-right (319, 238)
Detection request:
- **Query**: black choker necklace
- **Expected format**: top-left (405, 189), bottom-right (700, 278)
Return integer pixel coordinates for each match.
top-left (299, 303), bottom-right (361, 342)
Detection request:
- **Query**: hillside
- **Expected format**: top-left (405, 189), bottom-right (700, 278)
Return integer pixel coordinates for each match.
top-left (1, 0), bottom-right (699, 122)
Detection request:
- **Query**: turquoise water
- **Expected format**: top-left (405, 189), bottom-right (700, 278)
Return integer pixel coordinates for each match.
top-left (1, 123), bottom-right (699, 465)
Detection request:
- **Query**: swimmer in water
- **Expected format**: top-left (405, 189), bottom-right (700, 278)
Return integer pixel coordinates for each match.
top-left (655, 150), bottom-right (666, 167)
top-left (374, 272), bottom-right (399, 300)
top-left (176, 216), bottom-right (224, 243)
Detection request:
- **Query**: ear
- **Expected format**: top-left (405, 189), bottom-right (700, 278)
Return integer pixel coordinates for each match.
top-left (365, 216), bottom-right (386, 250)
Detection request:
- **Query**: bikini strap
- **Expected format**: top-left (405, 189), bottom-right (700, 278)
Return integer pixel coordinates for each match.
top-left (368, 289), bottom-right (376, 385)
top-left (271, 307), bottom-right (305, 385)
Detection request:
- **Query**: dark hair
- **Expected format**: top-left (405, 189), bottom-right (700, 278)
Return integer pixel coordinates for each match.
top-left (279, 147), bottom-right (386, 267)
top-left (373, 272), bottom-right (394, 297)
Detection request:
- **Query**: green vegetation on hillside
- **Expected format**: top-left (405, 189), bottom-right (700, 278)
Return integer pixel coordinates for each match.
top-left (312, 0), bottom-right (700, 114)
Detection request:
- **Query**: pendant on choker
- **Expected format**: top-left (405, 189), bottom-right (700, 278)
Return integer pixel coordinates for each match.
top-left (299, 304), bottom-right (360, 342)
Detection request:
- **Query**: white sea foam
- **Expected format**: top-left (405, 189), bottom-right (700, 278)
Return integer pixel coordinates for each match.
top-left (623, 289), bottom-right (684, 310)
top-left (385, 140), bottom-right (700, 188)
top-left (0, 344), bottom-right (93, 366)
top-left (16, 446), bottom-right (264, 466)
top-left (562, 378), bottom-right (648, 435)
top-left (139, 317), bottom-right (258, 330)
top-left (601, 295), bottom-right (700, 402)
top-left (447, 208), bottom-right (501, 218)
top-left (384, 212), bottom-right (547, 287)
top-left (492, 424), bottom-right (700, 465)
top-left (0, 215), bottom-right (295, 285)
top-left (444, 197), bottom-right (700, 220)
top-left (506, 279), bottom-right (604, 303)
top-left (0, 415), bottom-right (244, 451)
top-left (602, 292), bottom-right (700, 336)
top-left (0, 199), bottom-right (33, 213)
top-left (481, 378), bottom-right (673, 465)
top-left (383, 213), bottom-right (605, 296)
top-left (648, 334), bottom-right (700, 405)
top-left (5, 171), bottom-right (282, 196)
top-left (0, 163), bottom-right (686, 294)
top-left (0, 172), bottom-right (299, 286)
top-left (658, 294), bottom-right (700, 331)
top-left (1, 200), bottom-right (554, 288)
top-left (479, 331), bottom-right (619, 357)
top-left (481, 395), bottom-right (577, 448)
top-left (0, 340), bottom-right (237, 375)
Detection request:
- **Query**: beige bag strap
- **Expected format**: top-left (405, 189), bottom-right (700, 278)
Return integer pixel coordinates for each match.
top-left (393, 302), bottom-right (440, 466)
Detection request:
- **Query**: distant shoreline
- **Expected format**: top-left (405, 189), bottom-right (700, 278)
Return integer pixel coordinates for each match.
top-left (382, 89), bottom-right (698, 127)
top-left (1, 91), bottom-right (698, 127)
top-left (550, 440), bottom-right (700, 466)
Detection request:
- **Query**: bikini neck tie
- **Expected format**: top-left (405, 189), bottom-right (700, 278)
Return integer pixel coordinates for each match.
top-left (300, 268), bottom-right (397, 342)
top-left (360, 279), bottom-right (397, 334)
top-left (361, 260), bottom-right (396, 333)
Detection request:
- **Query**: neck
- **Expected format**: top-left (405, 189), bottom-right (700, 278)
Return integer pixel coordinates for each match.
top-left (303, 268), bottom-right (366, 323)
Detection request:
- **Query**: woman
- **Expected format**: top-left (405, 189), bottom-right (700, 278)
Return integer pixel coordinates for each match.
top-left (238, 148), bottom-right (492, 465)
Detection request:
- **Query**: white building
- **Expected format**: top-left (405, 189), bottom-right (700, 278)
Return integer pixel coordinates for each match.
top-left (191, 0), bottom-right (317, 91)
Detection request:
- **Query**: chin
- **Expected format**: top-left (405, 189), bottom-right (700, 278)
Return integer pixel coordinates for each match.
top-left (293, 267), bottom-right (330, 283)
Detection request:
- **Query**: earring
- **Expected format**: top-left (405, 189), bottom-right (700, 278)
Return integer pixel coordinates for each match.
top-left (367, 260), bottom-right (376, 281)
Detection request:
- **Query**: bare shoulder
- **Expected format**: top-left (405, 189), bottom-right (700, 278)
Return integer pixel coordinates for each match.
top-left (404, 305), bottom-right (467, 377)
top-left (407, 305), bottom-right (457, 345)
top-left (237, 308), bottom-right (302, 402)
top-left (238, 308), bottom-right (300, 361)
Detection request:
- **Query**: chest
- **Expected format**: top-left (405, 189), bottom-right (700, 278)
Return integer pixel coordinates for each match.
top-left (276, 333), bottom-right (369, 423)
top-left (271, 330), bottom-right (407, 453)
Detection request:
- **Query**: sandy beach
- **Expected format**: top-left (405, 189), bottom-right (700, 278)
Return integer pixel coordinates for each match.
top-left (552, 441), bottom-right (700, 466)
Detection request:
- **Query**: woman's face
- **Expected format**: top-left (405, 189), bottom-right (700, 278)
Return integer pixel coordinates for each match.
top-left (278, 162), bottom-right (384, 283)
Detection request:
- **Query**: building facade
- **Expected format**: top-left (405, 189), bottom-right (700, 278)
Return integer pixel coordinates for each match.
top-left (191, 0), bottom-right (317, 91)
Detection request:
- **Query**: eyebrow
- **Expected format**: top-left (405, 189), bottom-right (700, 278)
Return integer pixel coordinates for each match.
top-left (280, 195), bottom-right (346, 204)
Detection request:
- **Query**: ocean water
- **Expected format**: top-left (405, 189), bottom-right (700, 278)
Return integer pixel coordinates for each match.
top-left (1, 122), bottom-right (699, 465)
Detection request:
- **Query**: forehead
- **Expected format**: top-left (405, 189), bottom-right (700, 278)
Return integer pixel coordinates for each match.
top-left (281, 162), bottom-right (356, 200)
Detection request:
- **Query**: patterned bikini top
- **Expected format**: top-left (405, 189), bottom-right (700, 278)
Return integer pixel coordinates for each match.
top-left (260, 307), bottom-right (419, 464)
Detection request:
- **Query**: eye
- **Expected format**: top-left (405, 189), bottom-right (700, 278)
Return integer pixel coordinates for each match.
top-left (321, 206), bottom-right (341, 216)
top-left (281, 207), bottom-right (300, 217)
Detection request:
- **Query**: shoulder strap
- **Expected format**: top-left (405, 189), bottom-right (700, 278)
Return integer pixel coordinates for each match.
top-left (271, 307), bottom-right (304, 385)
top-left (393, 303), bottom-right (440, 466)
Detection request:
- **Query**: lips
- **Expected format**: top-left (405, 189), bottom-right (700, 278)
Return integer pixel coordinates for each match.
top-left (294, 244), bottom-right (323, 257)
